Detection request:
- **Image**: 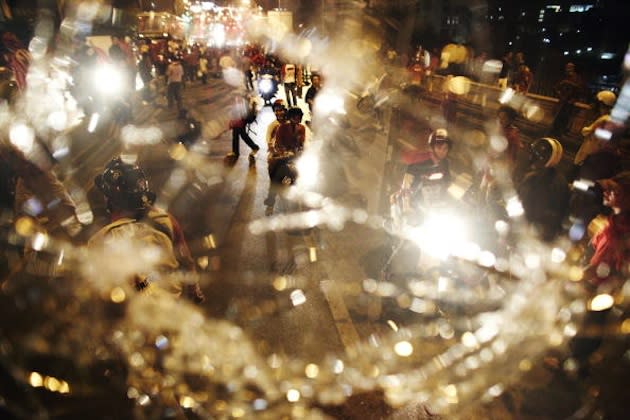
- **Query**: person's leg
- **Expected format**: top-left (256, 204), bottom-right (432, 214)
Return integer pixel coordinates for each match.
top-left (239, 127), bottom-right (260, 154)
top-left (230, 128), bottom-right (240, 156)
top-left (167, 83), bottom-right (174, 108)
top-left (173, 82), bottom-right (183, 111)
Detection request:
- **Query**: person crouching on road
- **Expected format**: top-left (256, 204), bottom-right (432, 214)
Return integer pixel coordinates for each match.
top-left (88, 157), bottom-right (204, 303)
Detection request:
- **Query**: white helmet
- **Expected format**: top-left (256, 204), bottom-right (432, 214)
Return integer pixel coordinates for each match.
top-left (596, 90), bottom-right (616, 107)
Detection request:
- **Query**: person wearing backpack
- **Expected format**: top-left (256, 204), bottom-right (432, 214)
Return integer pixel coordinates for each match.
top-left (88, 157), bottom-right (204, 303)
top-left (225, 93), bottom-right (260, 163)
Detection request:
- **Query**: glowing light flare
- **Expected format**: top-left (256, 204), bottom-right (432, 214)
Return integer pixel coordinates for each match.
top-left (180, 395), bottom-right (196, 408)
top-left (448, 76), bottom-right (471, 95)
top-left (110, 287), bottom-right (126, 303)
top-left (305, 363), bottom-right (319, 378)
top-left (29, 372), bottom-right (44, 387)
top-left (499, 88), bottom-right (515, 104)
top-left (287, 388), bottom-right (301, 402)
top-left (394, 341), bottom-right (414, 357)
top-left (31, 232), bottom-right (48, 251)
top-left (589, 293), bottom-right (614, 311)
top-left (523, 103), bottom-right (544, 122)
top-left (461, 331), bottom-right (479, 348)
top-left (295, 153), bottom-right (319, 188)
top-left (550, 247), bottom-right (566, 263)
top-left (314, 91), bottom-right (346, 116)
top-left (9, 122), bottom-right (35, 153)
top-left (489, 134), bottom-right (508, 154)
top-left (47, 111), bottom-right (69, 131)
top-left (290, 289), bottom-right (306, 306)
top-left (505, 196), bottom-right (524, 217)
top-left (258, 78), bottom-right (274, 94)
top-left (87, 113), bottom-right (100, 133)
top-left (92, 64), bottom-right (125, 96)
top-left (411, 211), bottom-right (469, 260)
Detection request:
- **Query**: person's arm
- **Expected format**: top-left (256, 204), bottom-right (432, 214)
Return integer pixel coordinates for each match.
top-left (581, 115), bottom-right (609, 137)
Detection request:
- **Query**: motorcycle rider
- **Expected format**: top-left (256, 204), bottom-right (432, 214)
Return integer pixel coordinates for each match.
top-left (383, 128), bottom-right (453, 278)
top-left (516, 137), bottom-right (569, 242)
top-left (89, 157), bottom-right (204, 303)
top-left (264, 106), bottom-right (306, 215)
top-left (393, 128), bottom-right (453, 225)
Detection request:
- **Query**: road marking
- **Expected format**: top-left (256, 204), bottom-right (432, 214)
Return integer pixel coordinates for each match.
top-left (320, 279), bottom-right (360, 357)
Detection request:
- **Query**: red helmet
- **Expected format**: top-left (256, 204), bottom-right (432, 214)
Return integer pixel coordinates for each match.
top-left (272, 99), bottom-right (286, 110)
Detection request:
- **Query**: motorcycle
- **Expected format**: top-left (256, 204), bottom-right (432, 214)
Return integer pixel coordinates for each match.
top-left (257, 71), bottom-right (279, 106)
top-left (73, 60), bottom-right (133, 127)
top-left (382, 167), bottom-right (470, 281)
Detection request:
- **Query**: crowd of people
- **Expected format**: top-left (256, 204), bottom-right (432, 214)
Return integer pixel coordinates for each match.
top-left (0, 24), bottom-right (629, 416)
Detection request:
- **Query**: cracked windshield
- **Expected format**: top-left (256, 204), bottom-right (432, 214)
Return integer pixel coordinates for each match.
top-left (2, 0), bottom-right (630, 418)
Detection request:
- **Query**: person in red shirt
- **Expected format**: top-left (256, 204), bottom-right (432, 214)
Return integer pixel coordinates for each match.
top-left (585, 171), bottom-right (630, 286)
top-left (264, 107), bottom-right (305, 215)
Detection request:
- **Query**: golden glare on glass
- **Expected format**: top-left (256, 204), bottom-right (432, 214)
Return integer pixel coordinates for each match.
top-left (213, 400), bottom-right (228, 411)
top-left (568, 266), bottom-right (584, 282)
top-left (15, 216), bottom-right (36, 237)
top-left (232, 407), bottom-right (246, 418)
top-left (197, 256), bottom-right (209, 270)
top-left (620, 319), bottom-right (630, 334)
top-left (519, 359), bottom-right (533, 371)
top-left (309, 247), bottom-right (317, 262)
top-left (44, 376), bottom-right (61, 392)
top-left (448, 76), bottom-right (471, 95)
top-left (110, 287), bottom-right (126, 303)
top-left (58, 380), bottom-right (70, 394)
top-left (589, 293), bottom-right (614, 311)
top-left (305, 363), bottom-right (319, 378)
top-left (387, 320), bottom-right (399, 332)
top-left (461, 331), bottom-right (479, 348)
top-left (168, 142), bottom-right (187, 160)
top-left (203, 234), bottom-right (216, 249)
top-left (179, 395), bottom-right (196, 409)
top-left (272, 276), bottom-right (288, 291)
top-left (29, 371), bottom-right (44, 387)
top-left (394, 340), bottom-right (413, 357)
top-left (442, 384), bottom-right (459, 404)
top-left (523, 103), bottom-right (544, 122)
top-left (287, 388), bottom-right (301, 402)
top-left (548, 332), bottom-right (563, 346)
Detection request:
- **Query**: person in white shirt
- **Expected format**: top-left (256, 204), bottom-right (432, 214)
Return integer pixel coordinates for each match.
top-left (166, 58), bottom-right (184, 111)
top-left (281, 63), bottom-right (298, 107)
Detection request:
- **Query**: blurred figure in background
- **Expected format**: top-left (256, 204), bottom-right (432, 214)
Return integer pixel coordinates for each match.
top-left (550, 62), bottom-right (585, 137)
top-left (516, 137), bottom-right (569, 242)
top-left (574, 90), bottom-right (617, 167)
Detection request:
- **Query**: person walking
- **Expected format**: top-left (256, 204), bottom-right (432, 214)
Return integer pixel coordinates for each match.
top-left (166, 58), bottom-right (184, 111)
top-left (281, 62), bottom-right (298, 107)
top-left (225, 94), bottom-right (260, 163)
